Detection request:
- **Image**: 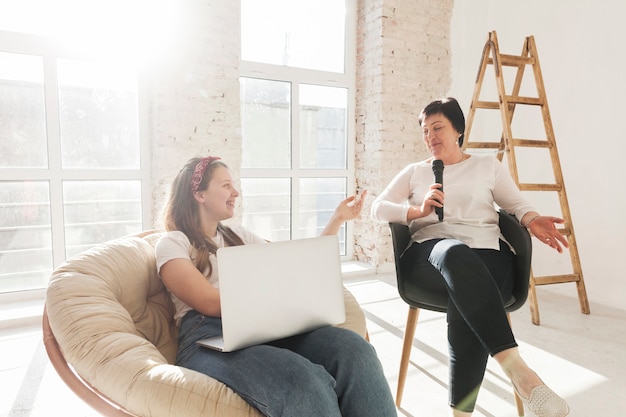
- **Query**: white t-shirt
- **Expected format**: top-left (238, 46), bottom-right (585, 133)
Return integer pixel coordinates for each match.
top-left (155, 225), bottom-right (266, 325)
top-left (371, 153), bottom-right (536, 250)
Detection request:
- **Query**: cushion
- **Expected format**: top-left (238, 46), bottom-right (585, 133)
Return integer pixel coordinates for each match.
top-left (46, 231), bottom-right (366, 417)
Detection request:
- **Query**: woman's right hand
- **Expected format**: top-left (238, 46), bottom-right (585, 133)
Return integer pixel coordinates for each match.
top-left (408, 183), bottom-right (443, 221)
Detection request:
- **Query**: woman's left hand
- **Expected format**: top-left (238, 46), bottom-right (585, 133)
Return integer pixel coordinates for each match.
top-left (320, 190), bottom-right (367, 236)
top-left (334, 190), bottom-right (368, 222)
top-left (528, 216), bottom-right (569, 253)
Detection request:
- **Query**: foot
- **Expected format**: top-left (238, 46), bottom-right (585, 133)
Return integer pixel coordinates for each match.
top-left (514, 382), bottom-right (569, 417)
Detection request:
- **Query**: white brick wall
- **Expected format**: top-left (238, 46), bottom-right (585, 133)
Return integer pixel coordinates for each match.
top-left (355, 0), bottom-right (453, 269)
top-left (147, 0), bottom-right (454, 271)
top-left (148, 0), bottom-right (242, 226)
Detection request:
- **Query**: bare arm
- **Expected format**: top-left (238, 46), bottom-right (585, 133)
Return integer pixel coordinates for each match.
top-left (159, 258), bottom-right (222, 317)
top-left (321, 190), bottom-right (368, 236)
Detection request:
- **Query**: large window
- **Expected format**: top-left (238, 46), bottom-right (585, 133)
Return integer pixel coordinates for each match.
top-left (239, 0), bottom-right (356, 255)
top-left (0, 1), bottom-right (156, 293)
top-left (0, 42), bottom-right (146, 293)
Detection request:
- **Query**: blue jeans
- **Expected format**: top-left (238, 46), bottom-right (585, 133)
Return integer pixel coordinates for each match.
top-left (176, 310), bottom-right (396, 417)
top-left (400, 238), bottom-right (517, 412)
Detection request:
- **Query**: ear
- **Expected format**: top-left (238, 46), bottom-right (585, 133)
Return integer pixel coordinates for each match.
top-left (192, 190), bottom-right (205, 203)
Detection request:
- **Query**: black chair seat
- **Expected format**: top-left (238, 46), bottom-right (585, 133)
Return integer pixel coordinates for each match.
top-left (389, 210), bottom-right (531, 313)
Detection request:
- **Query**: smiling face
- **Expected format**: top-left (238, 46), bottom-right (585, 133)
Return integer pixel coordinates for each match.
top-left (194, 165), bottom-right (239, 224)
top-left (421, 112), bottom-right (462, 163)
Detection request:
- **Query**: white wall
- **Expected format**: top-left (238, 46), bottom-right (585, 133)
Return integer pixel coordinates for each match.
top-left (449, 0), bottom-right (626, 312)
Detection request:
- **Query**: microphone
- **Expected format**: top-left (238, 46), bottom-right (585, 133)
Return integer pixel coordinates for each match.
top-left (432, 159), bottom-right (444, 221)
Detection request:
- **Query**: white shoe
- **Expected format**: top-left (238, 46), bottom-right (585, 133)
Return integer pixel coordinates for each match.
top-left (515, 383), bottom-right (569, 417)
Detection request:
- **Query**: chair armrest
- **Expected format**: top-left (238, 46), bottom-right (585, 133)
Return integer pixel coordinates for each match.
top-left (498, 210), bottom-right (532, 311)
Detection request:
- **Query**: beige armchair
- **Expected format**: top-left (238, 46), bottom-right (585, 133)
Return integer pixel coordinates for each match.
top-left (43, 231), bottom-right (368, 417)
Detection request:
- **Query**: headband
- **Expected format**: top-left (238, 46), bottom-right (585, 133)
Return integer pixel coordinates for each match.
top-left (191, 156), bottom-right (221, 193)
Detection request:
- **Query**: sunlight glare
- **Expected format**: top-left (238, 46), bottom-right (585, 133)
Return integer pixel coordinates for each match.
top-left (1, 0), bottom-right (181, 65)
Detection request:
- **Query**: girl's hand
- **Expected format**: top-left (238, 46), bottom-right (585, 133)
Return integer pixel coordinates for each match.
top-left (320, 190), bottom-right (367, 236)
top-left (334, 190), bottom-right (367, 222)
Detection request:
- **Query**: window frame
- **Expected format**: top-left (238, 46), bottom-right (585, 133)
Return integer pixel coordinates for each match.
top-left (0, 30), bottom-right (151, 293)
top-left (239, 0), bottom-right (357, 259)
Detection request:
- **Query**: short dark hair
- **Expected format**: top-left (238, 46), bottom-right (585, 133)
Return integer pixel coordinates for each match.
top-left (418, 97), bottom-right (466, 146)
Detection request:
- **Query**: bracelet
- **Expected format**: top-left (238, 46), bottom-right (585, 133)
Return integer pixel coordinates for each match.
top-left (523, 215), bottom-right (540, 228)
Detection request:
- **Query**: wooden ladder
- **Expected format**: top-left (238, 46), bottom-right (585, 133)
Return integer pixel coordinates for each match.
top-left (463, 30), bottom-right (590, 325)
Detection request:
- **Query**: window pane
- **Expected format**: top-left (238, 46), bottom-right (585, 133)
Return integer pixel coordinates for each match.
top-left (240, 78), bottom-right (291, 169)
top-left (0, 52), bottom-right (47, 168)
top-left (300, 84), bottom-right (347, 169)
top-left (58, 58), bottom-right (140, 169)
top-left (63, 180), bottom-right (142, 258)
top-left (0, 181), bottom-right (52, 292)
top-left (299, 178), bottom-right (347, 254)
top-left (240, 178), bottom-right (291, 241)
top-left (241, 0), bottom-right (346, 73)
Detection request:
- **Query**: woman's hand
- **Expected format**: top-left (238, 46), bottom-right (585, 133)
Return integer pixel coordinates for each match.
top-left (408, 183), bottom-right (443, 221)
top-left (320, 190), bottom-right (367, 236)
top-left (335, 190), bottom-right (368, 223)
top-left (527, 215), bottom-right (569, 253)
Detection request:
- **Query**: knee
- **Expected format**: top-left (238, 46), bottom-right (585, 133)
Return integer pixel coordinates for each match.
top-left (318, 327), bottom-right (377, 360)
top-left (429, 239), bottom-right (470, 269)
top-left (305, 327), bottom-right (380, 377)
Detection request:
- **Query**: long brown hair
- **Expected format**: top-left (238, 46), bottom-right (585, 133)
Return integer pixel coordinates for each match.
top-left (163, 157), bottom-right (245, 275)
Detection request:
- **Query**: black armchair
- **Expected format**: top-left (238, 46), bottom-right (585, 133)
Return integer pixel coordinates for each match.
top-left (389, 210), bottom-right (531, 416)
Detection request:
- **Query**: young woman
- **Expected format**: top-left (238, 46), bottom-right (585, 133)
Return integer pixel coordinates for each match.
top-left (155, 156), bottom-right (396, 417)
top-left (371, 98), bottom-right (570, 417)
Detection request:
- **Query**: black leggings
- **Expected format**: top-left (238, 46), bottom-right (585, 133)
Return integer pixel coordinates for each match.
top-left (400, 238), bottom-right (517, 412)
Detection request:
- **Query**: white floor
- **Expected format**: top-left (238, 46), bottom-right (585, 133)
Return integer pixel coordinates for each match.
top-left (1, 272), bottom-right (624, 417)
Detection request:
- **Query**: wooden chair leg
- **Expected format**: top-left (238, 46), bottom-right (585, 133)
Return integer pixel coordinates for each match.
top-left (528, 276), bottom-right (541, 325)
top-left (513, 390), bottom-right (524, 417)
top-left (506, 313), bottom-right (525, 417)
top-left (396, 306), bottom-right (419, 407)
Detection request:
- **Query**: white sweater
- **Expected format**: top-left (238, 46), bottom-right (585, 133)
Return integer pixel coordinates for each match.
top-left (371, 154), bottom-right (536, 250)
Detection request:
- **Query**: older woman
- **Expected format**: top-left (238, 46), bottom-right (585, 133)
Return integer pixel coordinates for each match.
top-left (371, 97), bottom-right (569, 417)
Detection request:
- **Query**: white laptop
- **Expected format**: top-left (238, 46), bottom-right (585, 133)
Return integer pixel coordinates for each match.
top-left (195, 235), bottom-right (346, 352)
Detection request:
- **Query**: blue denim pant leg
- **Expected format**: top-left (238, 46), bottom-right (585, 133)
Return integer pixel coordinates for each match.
top-left (268, 325), bottom-right (396, 417)
top-left (176, 311), bottom-right (396, 417)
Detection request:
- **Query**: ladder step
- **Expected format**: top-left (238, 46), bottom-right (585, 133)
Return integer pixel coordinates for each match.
top-left (506, 96), bottom-right (544, 105)
top-left (488, 54), bottom-right (535, 66)
top-left (473, 97), bottom-right (544, 108)
top-left (518, 183), bottom-right (562, 192)
top-left (473, 100), bottom-right (500, 110)
top-left (558, 227), bottom-right (572, 236)
top-left (533, 274), bottom-right (580, 285)
top-left (511, 139), bottom-right (551, 148)
top-left (464, 142), bottom-right (502, 149)
top-left (465, 139), bottom-right (551, 150)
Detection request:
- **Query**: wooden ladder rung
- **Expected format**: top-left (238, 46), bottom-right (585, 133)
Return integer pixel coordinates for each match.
top-left (510, 138), bottom-right (552, 148)
top-left (464, 142), bottom-right (502, 149)
top-left (518, 183), bottom-right (562, 192)
top-left (488, 54), bottom-right (535, 66)
top-left (473, 100), bottom-right (500, 110)
top-left (506, 96), bottom-right (544, 105)
top-left (558, 227), bottom-right (572, 236)
top-left (533, 274), bottom-right (580, 286)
